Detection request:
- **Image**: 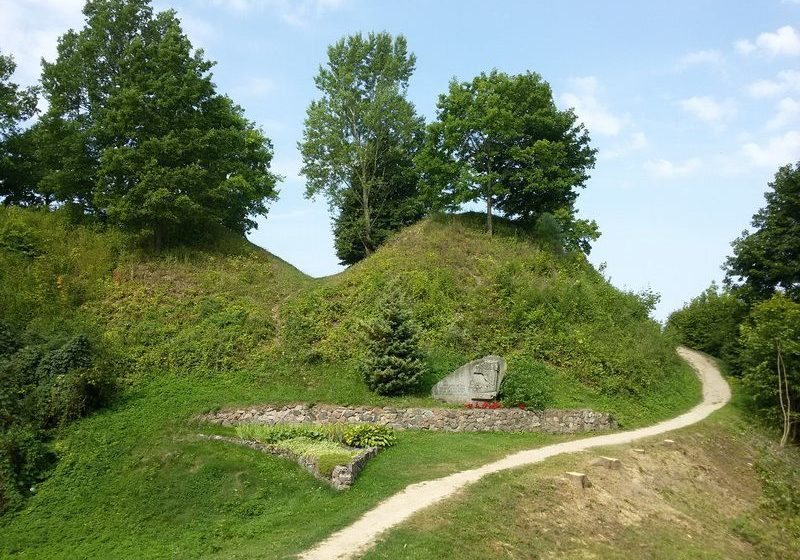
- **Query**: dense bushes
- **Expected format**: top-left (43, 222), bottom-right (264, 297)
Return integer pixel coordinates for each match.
top-left (740, 295), bottom-right (800, 445)
top-left (0, 328), bottom-right (117, 512)
top-left (665, 283), bottom-right (747, 364)
top-left (500, 357), bottom-right (554, 410)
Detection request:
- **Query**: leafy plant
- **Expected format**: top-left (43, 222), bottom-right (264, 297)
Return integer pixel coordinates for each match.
top-left (342, 424), bottom-right (396, 448)
top-left (500, 357), bottom-right (554, 410)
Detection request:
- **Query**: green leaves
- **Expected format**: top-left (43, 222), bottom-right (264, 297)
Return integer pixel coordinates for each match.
top-left (725, 162), bottom-right (800, 302)
top-left (300, 32), bottom-right (424, 263)
top-left (419, 70), bottom-right (597, 243)
top-left (31, 0), bottom-right (278, 247)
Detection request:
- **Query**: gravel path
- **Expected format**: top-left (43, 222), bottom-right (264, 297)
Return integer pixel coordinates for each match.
top-left (298, 347), bottom-right (730, 560)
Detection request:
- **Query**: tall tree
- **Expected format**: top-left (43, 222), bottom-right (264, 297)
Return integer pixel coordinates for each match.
top-left (419, 70), bottom-right (596, 238)
top-left (725, 162), bottom-right (800, 303)
top-left (300, 32), bottom-right (424, 261)
top-left (0, 52), bottom-right (39, 204)
top-left (37, 0), bottom-right (278, 246)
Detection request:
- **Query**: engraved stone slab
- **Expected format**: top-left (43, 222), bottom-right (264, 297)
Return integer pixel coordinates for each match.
top-left (431, 355), bottom-right (507, 404)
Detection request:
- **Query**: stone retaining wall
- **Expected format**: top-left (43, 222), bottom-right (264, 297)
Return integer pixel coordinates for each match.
top-left (197, 404), bottom-right (615, 434)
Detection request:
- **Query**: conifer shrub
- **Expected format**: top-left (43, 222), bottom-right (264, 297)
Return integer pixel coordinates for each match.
top-left (361, 295), bottom-right (427, 396)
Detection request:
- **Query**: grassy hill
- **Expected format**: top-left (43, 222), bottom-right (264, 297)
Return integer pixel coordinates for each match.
top-left (0, 207), bottom-right (701, 558)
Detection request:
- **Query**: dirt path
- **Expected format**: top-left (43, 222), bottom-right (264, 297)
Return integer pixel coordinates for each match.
top-left (298, 347), bottom-right (730, 560)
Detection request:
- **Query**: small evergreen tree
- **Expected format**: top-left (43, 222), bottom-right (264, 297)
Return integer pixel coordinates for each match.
top-left (361, 296), bottom-right (426, 395)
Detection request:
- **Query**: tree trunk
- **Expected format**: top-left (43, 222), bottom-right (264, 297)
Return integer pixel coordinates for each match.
top-left (778, 348), bottom-right (791, 447)
top-left (486, 194), bottom-right (493, 236)
top-left (362, 178), bottom-right (373, 255)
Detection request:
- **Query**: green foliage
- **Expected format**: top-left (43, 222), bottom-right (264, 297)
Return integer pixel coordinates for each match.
top-left (500, 357), bottom-right (554, 410)
top-left (739, 294), bottom-right (800, 441)
top-left (361, 296), bottom-right (427, 396)
top-left (29, 0), bottom-right (277, 247)
top-left (300, 32), bottom-right (425, 263)
top-left (419, 70), bottom-right (596, 240)
top-left (665, 282), bottom-right (748, 365)
top-left (342, 424), bottom-right (396, 448)
top-left (725, 162), bottom-right (800, 303)
top-left (0, 424), bottom-right (54, 513)
top-left (0, 51), bottom-right (37, 135)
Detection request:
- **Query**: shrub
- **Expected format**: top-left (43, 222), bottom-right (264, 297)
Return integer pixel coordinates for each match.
top-left (342, 424), bottom-right (396, 448)
top-left (0, 424), bottom-right (54, 513)
top-left (500, 357), bottom-right (554, 410)
top-left (361, 295), bottom-right (427, 396)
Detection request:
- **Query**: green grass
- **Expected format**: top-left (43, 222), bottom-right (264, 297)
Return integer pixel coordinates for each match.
top-left (0, 206), bottom-right (705, 557)
top-left (0, 372), bottom-right (571, 559)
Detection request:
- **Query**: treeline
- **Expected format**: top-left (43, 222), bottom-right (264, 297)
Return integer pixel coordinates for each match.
top-left (666, 163), bottom-right (800, 446)
top-left (1, 0), bottom-right (600, 264)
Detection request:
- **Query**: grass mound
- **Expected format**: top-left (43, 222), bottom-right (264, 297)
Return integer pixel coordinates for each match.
top-left (0, 206), bottom-right (701, 557)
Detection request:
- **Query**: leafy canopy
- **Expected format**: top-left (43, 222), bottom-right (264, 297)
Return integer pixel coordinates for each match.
top-left (0, 52), bottom-right (39, 206)
top-left (418, 70), bottom-right (597, 241)
top-left (300, 32), bottom-right (424, 262)
top-left (36, 0), bottom-right (278, 247)
top-left (725, 161), bottom-right (800, 302)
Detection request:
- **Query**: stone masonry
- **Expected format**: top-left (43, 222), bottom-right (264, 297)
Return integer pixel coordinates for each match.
top-left (197, 404), bottom-right (616, 434)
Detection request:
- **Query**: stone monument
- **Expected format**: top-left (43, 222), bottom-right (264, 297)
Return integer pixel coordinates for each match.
top-left (431, 355), bottom-right (507, 404)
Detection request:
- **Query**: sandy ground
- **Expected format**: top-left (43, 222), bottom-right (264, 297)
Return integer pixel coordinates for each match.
top-left (298, 347), bottom-right (730, 560)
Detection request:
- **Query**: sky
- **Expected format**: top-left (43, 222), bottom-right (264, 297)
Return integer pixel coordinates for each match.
top-left (2, 0), bottom-right (799, 321)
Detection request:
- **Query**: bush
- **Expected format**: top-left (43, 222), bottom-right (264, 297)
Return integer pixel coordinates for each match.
top-left (500, 357), bottom-right (554, 410)
top-left (342, 424), bottom-right (396, 448)
top-left (361, 295), bottom-right (427, 396)
top-left (665, 283), bottom-right (747, 365)
top-left (0, 424), bottom-right (54, 513)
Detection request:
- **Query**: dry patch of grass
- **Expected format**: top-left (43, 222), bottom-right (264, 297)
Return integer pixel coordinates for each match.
top-left (366, 408), bottom-right (800, 559)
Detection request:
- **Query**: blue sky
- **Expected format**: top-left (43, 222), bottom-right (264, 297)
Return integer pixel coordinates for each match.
top-left (2, 0), bottom-right (799, 320)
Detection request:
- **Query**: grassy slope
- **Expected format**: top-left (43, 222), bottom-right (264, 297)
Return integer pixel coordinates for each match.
top-left (0, 208), bottom-right (701, 558)
top-left (365, 382), bottom-right (800, 559)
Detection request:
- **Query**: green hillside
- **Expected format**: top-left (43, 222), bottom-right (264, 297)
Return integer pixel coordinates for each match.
top-left (0, 207), bottom-right (700, 558)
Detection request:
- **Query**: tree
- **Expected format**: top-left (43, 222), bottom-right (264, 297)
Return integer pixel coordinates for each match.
top-left (740, 294), bottom-right (800, 446)
top-left (332, 145), bottom-right (423, 264)
top-left (419, 70), bottom-right (596, 237)
top-left (665, 282), bottom-right (747, 365)
top-left (361, 295), bottom-right (427, 396)
top-left (0, 52), bottom-right (38, 204)
top-left (725, 162), bottom-right (800, 303)
top-left (37, 0), bottom-right (278, 246)
top-left (300, 32), bottom-right (424, 261)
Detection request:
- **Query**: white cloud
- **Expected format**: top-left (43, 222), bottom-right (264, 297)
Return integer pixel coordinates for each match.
top-left (675, 49), bottom-right (723, 70)
top-left (209, 0), bottom-right (347, 26)
top-left (742, 130), bottom-right (800, 166)
top-left (735, 25), bottom-right (800, 57)
top-left (643, 158), bottom-right (703, 179)
top-left (745, 70), bottom-right (800, 98)
top-left (560, 76), bottom-right (627, 136)
top-left (678, 96), bottom-right (736, 123)
top-left (767, 97), bottom-right (800, 129)
top-left (602, 132), bottom-right (648, 160)
top-left (0, 0), bottom-right (85, 86)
